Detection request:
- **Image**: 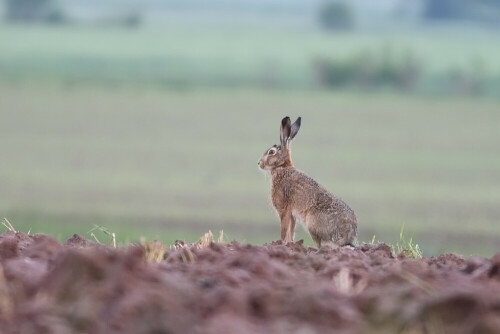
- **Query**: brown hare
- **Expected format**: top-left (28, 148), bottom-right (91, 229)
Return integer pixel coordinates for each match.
top-left (258, 116), bottom-right (357, 248)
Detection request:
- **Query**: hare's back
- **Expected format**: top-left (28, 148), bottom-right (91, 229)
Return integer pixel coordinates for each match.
top-left (291, 170), bottom-right (356, 218)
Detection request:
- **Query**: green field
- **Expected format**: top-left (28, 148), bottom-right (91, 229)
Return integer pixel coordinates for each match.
top-left (1, 24), bottom-right (500, 92)
top-left (1, 84), bottom-right (499, 255)
top-left (1, 21), bottom-right (499, 255)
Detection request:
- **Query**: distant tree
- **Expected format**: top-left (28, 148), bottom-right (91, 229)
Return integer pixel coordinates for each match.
top-left (122, 11), bottom-right (142, 28)
top-left (318, 2), bottom-right (354, 31)
top-left (422, 0), bottom-right (500, 23)
top-left (45, 8), bottom-right (67, 25)
top-left (6, 0), bottom-right (49, 22)
top-left (5, 0), bottom-right (66, 24)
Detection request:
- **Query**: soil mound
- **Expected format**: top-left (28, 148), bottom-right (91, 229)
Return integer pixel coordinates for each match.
top-left (0, 232), bottom-right (499, 334)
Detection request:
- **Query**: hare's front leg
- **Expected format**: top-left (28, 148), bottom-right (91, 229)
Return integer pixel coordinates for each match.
top-left (279, 211), bottom-right (293, 242)
top-left (286, 215), bottom-right (296, 242)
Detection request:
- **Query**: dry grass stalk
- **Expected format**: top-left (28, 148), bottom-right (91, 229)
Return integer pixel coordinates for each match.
top-left (110, 232), bottom-right (117, 248)
top-left (87, 225), bottom-right (117, 248)
top-left (1, 218), bottom-right (16, 233)
top-left (90, 232), bottom-right (101, 244)
top-left (333, 267), bottom-right (367, 295)
top-left (197, 230), bottom-right (224, 248)
top-left (140, 238), bottom-right (167, 263)
top-left (179, 248), bottom-right (195, 263)
top-left (144, 229), bottom-right (225, 263)
top-left (198, 230), bottom-right (214, 248)
top-left (334, 267), bottom-right (352, 294)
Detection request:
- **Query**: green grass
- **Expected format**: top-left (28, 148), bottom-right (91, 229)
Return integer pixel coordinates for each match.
top-left (1, 85), bottom-right (499, 255)
top-left (392, 225), bottom-right (423, 259)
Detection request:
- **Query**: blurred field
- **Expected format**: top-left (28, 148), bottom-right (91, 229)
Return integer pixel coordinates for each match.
top-left (1, 84), bottom-right (499, 255)
top-left (1, 24), bottom-right (500, 92)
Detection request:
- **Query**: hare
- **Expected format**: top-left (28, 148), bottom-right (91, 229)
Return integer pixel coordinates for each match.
top-left (258, 116), bottom-right (357, 248)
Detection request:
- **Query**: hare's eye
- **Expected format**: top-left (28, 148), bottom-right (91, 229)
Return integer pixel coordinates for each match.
top-left (268, 149), bottom-right (276, 155)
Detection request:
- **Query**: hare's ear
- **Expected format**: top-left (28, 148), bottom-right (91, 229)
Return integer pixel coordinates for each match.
top-left (280, 116), bottom-right (291, 146)
top-left (289, 117), bottom-right (301, 141)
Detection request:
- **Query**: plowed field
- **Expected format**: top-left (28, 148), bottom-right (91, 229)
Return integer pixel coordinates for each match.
top-left (0, 232), bottom-right (499, 334)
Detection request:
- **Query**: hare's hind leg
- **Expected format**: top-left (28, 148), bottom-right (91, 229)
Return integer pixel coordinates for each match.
top-left (305, 213), bottom-right (331, 249)
top-left (310, 232), bottom-right (322, 249)
top-left (332, 220), bottom-right (357, 246)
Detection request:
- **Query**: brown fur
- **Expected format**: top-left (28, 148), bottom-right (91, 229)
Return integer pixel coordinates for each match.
top-left (258, 117), bottom-right (358, 248)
